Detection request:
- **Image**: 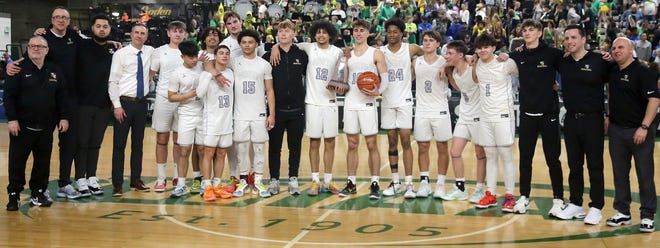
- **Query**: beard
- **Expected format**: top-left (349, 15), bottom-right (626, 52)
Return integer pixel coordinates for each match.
top-left (92, 33), bottom-right (110, 42)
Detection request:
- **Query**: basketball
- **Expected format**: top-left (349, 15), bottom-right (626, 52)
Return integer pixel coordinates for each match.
top-left (356, 71), bottom-right (380, 91)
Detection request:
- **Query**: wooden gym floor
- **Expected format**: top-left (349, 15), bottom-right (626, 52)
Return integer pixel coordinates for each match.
top-left (0, 124), bottom-right (657, 247)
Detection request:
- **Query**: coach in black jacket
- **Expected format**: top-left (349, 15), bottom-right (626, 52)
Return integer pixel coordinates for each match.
top-left (263, 20), bottom-right (309, 195)
top-left (4, 36), bottom-right (70, 210)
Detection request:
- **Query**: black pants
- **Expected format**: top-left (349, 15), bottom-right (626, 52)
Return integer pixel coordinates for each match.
top-left (564, 113), bottom-right (605, 209)
top-left (7, 126), bottom-right (54, 194)
top-left (608, 123), bottom-right (657, 219)
top-left (58, 101), bottom-right (78, 187)
top-left (518, 113), bottom-right (563, 199)
top-left (75, 105), bottom-right (112, 180)
top-left (111, 99), bottom-right (147, 186)
top-left (268, 111), bottom-right (305, 179)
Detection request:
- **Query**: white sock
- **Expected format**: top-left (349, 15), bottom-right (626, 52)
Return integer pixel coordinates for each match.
top-left (324, 173), bottom-right (333, 184)
top-left (178, 177), bottom-right (186, 187)
top-left (202, 179), bottom-right (212, 188)
top-left (212, 177), bottom-right (222, 187)
top-left (193, 171), bottom-right (202, 178)
top-left (437, 174), bottom-right (446, 186)
top-left (255, 174), bottom-right (263, 185)
top-left (476, 182), bottom-right (484, 189)
top-left (404, 175), bottom-right (413, 183)
top-left (311, 172), bottom-right (320, 182)
top-left (157, 164), bottom-right (166, 180)
top-left (392, 173), bottom-right (400, 183)
top-left (348, 176), bottom-right (357, 184)
top-left (173, 163), bottom-right (179, 178)
top-left (371, 176), bottom-right (379, 183)
top-left (420, 171), bottom-right (430, 177)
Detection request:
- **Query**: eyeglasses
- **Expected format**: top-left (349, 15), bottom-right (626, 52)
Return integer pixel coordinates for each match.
top-left (28, 44), bottom-right (48, 49)
top-left (52, 15), bottom-right (70, 20)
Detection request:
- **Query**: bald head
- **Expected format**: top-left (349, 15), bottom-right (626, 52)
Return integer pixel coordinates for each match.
top-left (612, 37), bottom-right (635, 66)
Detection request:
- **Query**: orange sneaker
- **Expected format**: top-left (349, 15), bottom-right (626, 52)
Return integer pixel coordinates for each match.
top-left (475, 191), bottom-right (497, 209)
top-left (203, 185), bottom-right (216, 201)
top-left (214, 185), bottom-right (232, 199)
top-left (321, 182), bottom-right (341, 194)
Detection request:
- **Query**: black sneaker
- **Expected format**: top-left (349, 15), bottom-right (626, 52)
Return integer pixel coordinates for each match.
top-left (6, 192), bottom-right (20, 211)
top-left (606, 212), bottom-right (632, 227)
top-left (338, 180), bottom-right (357, 197)
top-left (30, 189), bottom-right (53, 207)
top-left (369, 181), bottom-right (380, 199)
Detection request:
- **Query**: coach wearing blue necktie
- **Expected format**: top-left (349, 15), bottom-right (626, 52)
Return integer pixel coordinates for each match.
top-left (108, 24), bottom-right (154, 197)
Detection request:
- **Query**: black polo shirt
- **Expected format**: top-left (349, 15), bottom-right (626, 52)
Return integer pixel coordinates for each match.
top-left (558, 51), bottom-right (609, 114)
top-left (509, 42), bottom-right (563, 114)
top-left (609, 59), bottom-right (660, 128)
top-left (263, 44), bottom-right (308, 115)
top-left (3, 60), bottom-right (69, 129)
top-left (76, 38), bottom-right (116, 108)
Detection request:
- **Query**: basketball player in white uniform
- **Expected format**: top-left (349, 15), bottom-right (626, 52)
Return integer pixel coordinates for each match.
top-left (230, 30), bottom-right (275, 198)
top-left (338, 19), bottom-right (389, 199)
top-left (149, 21), bottom-right (187, 192)
top-left (410, 31), bottom-right (452, 199)
top-left (471, 34), bottom-right (519, 213)
top-left (444, 40), bottom-right (487, 203)
top-left (166, 41), bottom-right (203, 198)
top-left (267, 20), bottom-right (345, 195)
top-left (379, 18), bottom-right (425, 197)
top-left (196, 45), bottom-right (235, 201)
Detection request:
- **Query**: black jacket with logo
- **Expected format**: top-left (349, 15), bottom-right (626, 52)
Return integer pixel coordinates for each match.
top-left (509, 42), bottom-right (563, 114)
top-left (3, 59), bottom-right (69, 129)
top-left (263, 44), bottom-right (308, 115)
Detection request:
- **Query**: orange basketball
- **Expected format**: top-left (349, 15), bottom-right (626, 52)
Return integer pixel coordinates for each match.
top-left (356, 71), bottom-right (380, 91)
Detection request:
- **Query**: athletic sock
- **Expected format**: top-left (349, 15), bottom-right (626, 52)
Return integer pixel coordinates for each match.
top-left (324, 173), bottom-right (333, 184)
top-left (311, 172), bottom-right (320, 183)
top-left (157, 164), bottom-right (166, 181)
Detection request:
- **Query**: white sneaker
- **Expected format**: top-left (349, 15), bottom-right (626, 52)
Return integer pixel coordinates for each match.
top-left (441, 185), bottom-right (468, 201)
top-left (469, 187), bottom-right (485, 204)
top-left (548, 199), bottom-right (565, 217)
top-left (584, 207), bottom-right (602, 225)
top-left (76, 178), bottom-right (91, 197)
top-left (513, 196), bottom-right (530, 214)
top-left (56, 184), bottom-right (83, 199)
top-left (416, 180), bottom-right (432, 198)
top-left (170, 184), bottom-right (189, 198)
top-left (403, 183), bottom-right (416, 199)
top-left (640, 218), bottom-right (655, 233)
top-left (606, 212), bottom-right (632, 226)
top-left (433, 184), bottom-right (446, 198)
top-left (382, 181), bottom-right (402, 196)
top-left (555, 203), bottom-right (586, 220)
top-left (288, 177), bottom-right (300, 195)
top-left (87, 177), bottom-right (104, 195)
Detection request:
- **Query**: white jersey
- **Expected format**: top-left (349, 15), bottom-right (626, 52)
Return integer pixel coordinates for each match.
top-left (151, 44), bottom-right (182, 98)
top-left (453, 65), bottom-right (481, 123)
top-left (345, 47), bottom-right (378, 110)
top-left (380, 43), bottom-right (413, 108)
top-left (231, 55), bottom-right (273, 120)
top-left (475, 58), bottom-right (519, 122)
top-left (197, 70), bottom-right (234, 135)
top-left (168, 66), bottom-right (203, 116)
top-left (414, 56), bottom-right (449, 118)
top-left (298, 43), bottom-right (343, 106)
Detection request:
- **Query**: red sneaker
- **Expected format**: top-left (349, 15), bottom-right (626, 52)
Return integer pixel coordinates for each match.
top-left (223, 176), bottom-right (239, 193)
top-left (475, 191), bottom-right (497, 209)
top-left (502, 194), bottom-right (515, 213)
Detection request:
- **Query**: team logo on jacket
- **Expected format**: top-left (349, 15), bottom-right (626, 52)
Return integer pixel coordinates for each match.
top-left (536, 61), bottom-right (548, 68)
top-left (620, 74), bottom-right (629, 82)
top-left (49, 72), bottom-right (57, 83)
top-left (581, 64), bottom-right (592, 71)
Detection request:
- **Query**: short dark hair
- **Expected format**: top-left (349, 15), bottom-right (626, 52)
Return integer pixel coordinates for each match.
top-left (91, 14), bottom-right (110, 25)
top-left (521, 19), bottom-right (543, 31)
top-left (238, 30), bottom-right (261, 45)
top-left (224, 11), bottom-right (241, 23)
top-left (474, 33), bottom-right (497, 48)
top-left (384, 17), bottom-right (405, 33)
top-left (353, 19), bottom-right (371, 30)
top-left (214, 44), bottom-right (230, 55)
top-left (421, 30), bottom-right (442, 43)
top-left (178, 40), bottom-right (199, 57)
top-left (200, 27), bottom-right (223, 50)
top-left (446, 40), bottom-right (469, 56)
top-left (309, 20), bottom-right (338, 42)
top-left (564, 24), bottom-right (586, 37)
